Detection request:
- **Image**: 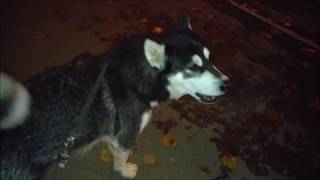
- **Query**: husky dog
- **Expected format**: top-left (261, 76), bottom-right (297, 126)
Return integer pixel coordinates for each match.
top-left (0, 14), bottom-right (229, 179)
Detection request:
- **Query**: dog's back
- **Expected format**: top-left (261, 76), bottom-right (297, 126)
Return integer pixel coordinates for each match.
top-left (0, 55), bottom-right (111, 179)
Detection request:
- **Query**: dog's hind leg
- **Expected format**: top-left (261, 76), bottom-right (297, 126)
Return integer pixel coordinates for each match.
top-left (103, 136), bottom-right (138, 179)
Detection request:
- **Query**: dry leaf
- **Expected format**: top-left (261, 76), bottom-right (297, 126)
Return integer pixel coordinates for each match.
top-left (161, 132), bottom-right (176, 148)
top-left (199, 165), bottom-right (210, 174)
top-left (191, 7), bottom-right (204, 12)
top-left (301, 48), bottom-right (319, 55)
top-left (100, 148), bottom-right (112, 162)
top-left (105, 0), bottom-right (113, 5)
top-left (270, 28), bottom-right (282, 35)
top-left (139, 18), bottom-right (148, 24)
top-left (264, 104), bottom-right (279, 121)
top-left (221, 154), bottom-right (237, 170)
top-left (283, 22), bottom-right (292, 27)
top-left (152, 26), bottom-right (164, 34)
top-left (101, 30), bottom-right (120, 41)
top-left (143, 153), bottom-right (156, 165)
top-left (122, 23), bottom-right (132, 28)
top-left (32, 32), bottom-right (45, 40)
top-left (207, 13), bottom-right (215, 20)
top-left (240, 3), bottom-right (248, 8)
top-left (261, 32), bottom-right (272, 39)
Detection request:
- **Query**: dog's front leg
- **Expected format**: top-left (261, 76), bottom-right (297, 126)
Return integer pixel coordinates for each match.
top-left (106, 138), bottom-right (138, 178)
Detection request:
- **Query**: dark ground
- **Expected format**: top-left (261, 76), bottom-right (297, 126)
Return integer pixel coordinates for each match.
top-left (1, 0), bottom-right (319, 179)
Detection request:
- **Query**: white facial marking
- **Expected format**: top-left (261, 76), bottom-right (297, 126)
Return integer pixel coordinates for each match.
top-left (166, 70), bottom-right (225, 100)
top-left (144, 39), bottom-right (166, 70)
top-left (139, 110), bottom-right (152, 133)
top-left (203, 47), bottom-right (210, 59)
top-left (183, 71), bottom-right (224, 96)
top-left (191, 54), bottom-right (203, 66)
top-left (166, 72), bottom-right (186, 99)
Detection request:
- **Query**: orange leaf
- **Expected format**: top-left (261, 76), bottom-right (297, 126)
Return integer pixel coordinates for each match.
top-left (32, 32), bottom-right (45, 40)
top-left (221, 154), bottom-right (237, 170)
top-left (152, 26), bottom-right (164, 34)
top-left (122, 23), bottom-right (131, 28)
top-left (264, 104), bottom-right (279, 121)
top-left (100, 148), bottom-right (112, 162)
top-left (143, 153), bottom-right (157, 165)
top-left (161, 133), bottom-right (176, 148)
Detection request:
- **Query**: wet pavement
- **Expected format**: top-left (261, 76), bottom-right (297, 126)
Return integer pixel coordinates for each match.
top-left (1, 0), bottom-right (319, 179)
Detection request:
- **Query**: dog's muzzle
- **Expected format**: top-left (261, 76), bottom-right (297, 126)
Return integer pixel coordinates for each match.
top-left (195, 93), bottom-right (216, 103)
top-left (196, 80), bottom-right (230, 103)
top-left (219, 79), bottom-right (231, 93)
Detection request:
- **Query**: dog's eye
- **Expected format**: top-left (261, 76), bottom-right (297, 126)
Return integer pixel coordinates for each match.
top-left (189, 64), bottom-right (201, 71)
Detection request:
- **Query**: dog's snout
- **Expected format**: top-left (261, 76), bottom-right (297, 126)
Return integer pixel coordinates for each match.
top-left (220, 80), bottom-right (231, 92)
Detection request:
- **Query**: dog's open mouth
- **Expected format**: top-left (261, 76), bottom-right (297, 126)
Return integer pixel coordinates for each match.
top-left (195, 93), bottom-right (216, 103)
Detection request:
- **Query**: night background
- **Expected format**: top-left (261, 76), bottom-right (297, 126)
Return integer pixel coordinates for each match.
top-left (1, 0), bottom-right (319, 179)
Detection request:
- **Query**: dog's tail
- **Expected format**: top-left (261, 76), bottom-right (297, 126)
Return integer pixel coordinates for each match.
top-left (0, 72), bottom-right (31, 129)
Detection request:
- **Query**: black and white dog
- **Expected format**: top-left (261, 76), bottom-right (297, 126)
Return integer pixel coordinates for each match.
top-left (0, 14), bottom-right (229, 179)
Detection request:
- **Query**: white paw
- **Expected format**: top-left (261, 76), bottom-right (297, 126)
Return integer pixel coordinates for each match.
top-left (120, 162), bottom-right (138, 179)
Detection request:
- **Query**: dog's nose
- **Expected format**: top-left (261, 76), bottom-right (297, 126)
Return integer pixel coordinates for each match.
top-left (220, 80), bottom-right (231, 92)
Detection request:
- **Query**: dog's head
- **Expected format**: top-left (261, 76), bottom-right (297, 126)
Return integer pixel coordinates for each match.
top-left (144, 13), bottom-right (230, 103)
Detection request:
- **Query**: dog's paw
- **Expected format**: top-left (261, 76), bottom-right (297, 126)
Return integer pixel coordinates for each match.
top-left (120, 162), bottom-right (138, 179)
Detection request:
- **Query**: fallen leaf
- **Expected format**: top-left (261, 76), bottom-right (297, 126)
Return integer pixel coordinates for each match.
top-left (100, 148), bottom-right (112, 162)
top-left (301, 48), bottom-right (319, 55)
top-left (105, 0), bottom-right (113, 5)
top-left (79, 20), bottom-right (93, 31)
top-left (199, 164), bottom-right (210, 174)
top-left (261, 32), bottom-right (272, 39)
top-left (101, 30), bottom-right (120, 41)
top-left (161, 132), bottom-right (176, 148)
top-left (283, 22), bottom-right (292, 27)
top-left (264, 103), bottom-right (280, 121)
top-left (270, 28), bottom-right (282, 35)
top-left (221, 154), bottom-right (237, 170)
top-left (240, 3), bottom-right (248, 8)
top-left (191, 7), bottom-right (204, 12)
top-left (207, 13), bottom-right (215, 20)
top-left (32, 32), bottom-right (45, 40)
top-left (152, 26), bottom-right (164, 34)
top-left (143, 153), bottom-right (156, 165)
top-left (139, 18), bottom-right (148, 24)
top-left (122, 22), bottom-right (132, 28)
top-left (154, 119), bottom-right (177, 134)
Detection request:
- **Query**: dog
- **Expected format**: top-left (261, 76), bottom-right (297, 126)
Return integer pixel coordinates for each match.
top-left (0, 13), bottom-right (229, 179)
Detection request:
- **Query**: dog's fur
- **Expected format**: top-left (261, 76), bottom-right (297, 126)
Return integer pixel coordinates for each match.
top-left (0, 14), bottom-right (229, 179)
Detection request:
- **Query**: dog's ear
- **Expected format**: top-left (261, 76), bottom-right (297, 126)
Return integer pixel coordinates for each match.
top-left (144, 39), bottom-right (166, 70)
top-left (178, 12), bottom-right (192, 33)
